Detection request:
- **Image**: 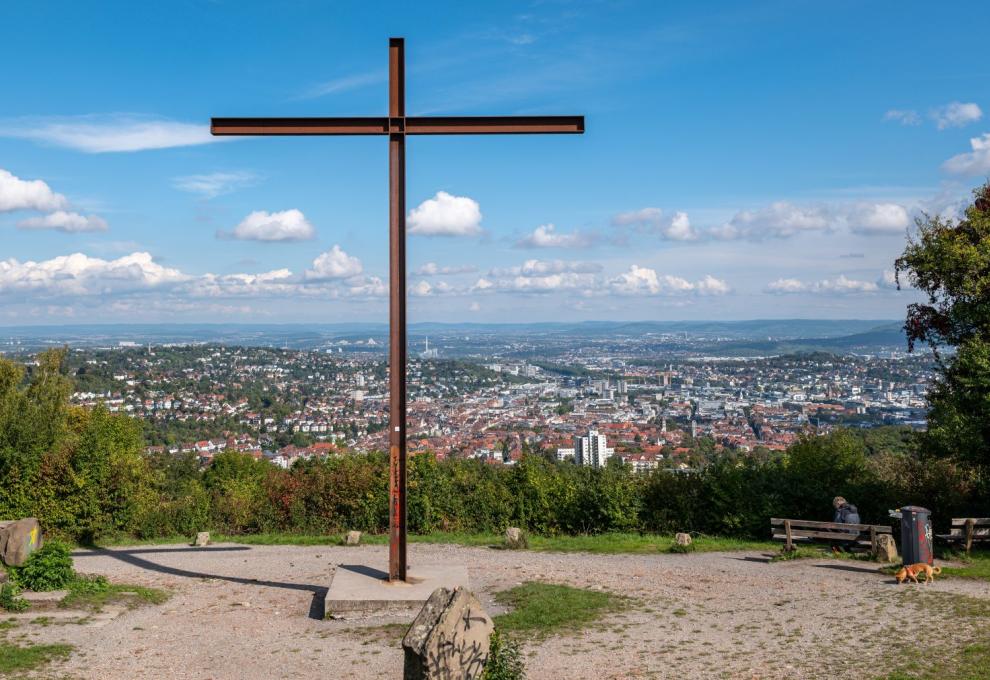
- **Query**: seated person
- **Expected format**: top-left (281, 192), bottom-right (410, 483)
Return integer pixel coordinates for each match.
top-left (832, 496), bottom-right (861, 552)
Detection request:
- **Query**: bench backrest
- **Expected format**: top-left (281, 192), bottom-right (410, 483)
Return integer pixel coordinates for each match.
top-left (948, 518), bottom-right (990, 541)
top-left (770, 518), bottom-right (892, 534)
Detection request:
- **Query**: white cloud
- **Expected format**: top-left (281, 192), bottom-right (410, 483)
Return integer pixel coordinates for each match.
top-left (710, 201), bottom-right (912, 240)
top-left (173, 171), bottom-right (258, 199)
top-left (665, 212), bottom-right (697, 241)
top-left (224, 209), bottom-right (316, 242)
top-left (766, 275), bottom-right (879, 295)
top-left (611, 207), bottom-right (697, 241)
top-left (18, 210), bottom-right (108, 233)
top-left (193, 269), bottom-right (298, 298)
top-left (883, 109), bottom-right (921, 126)
top-left (847, 203), bottom-right (910, 235)
top-left (694, 274), bottom-right (732, 296)
top-left (943, 133), bottom-right (990, 175)
top-left (931, 102), bottom-right (983, 130)
top-left (408, 191), bottom-right (482, 236)
top-left (716, 202), bottom-right (831, 240)
top-left (608, 266), bottom-right (729, 296)
top-left (469, 301), bottom-right (481, 312)
top-left (0, 252), bottom-right (186, 297)
top-left (0, 115), bottom-right (220, 153)
top-left (411, 281), bottom-right (434, 297)
top-left (415, 262), bottom-right (477, 276)
top-left (474, 260), bottom-right (600, 294)
top-left (490, 259), bottom-right (601, 276)
top-left (514, 223), bottom-right (593, 248)
top-left (0, 168), bottom-right (67, 212)
top-left (612, 207), bottom-right (662, 227)
top-left (765, 278), bottom-right (807, 294)
top-left (305, 245), bottom-right (363, 280)
top-left (345, 276), bottom-right (387, 298)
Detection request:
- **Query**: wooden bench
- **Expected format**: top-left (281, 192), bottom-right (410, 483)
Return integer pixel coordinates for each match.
top-left (770, 518), bottom-right (892, 553)
top-left (938, 518), bottom-right (990, 553)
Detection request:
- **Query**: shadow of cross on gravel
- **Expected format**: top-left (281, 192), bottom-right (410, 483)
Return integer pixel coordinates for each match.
top-left (72, 546), bottom-right (329, 620)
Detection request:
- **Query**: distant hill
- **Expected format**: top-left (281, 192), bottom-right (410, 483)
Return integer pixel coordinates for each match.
top-left (712, 322), bottom-right (908, 355)
top-left (0, 319), bottom-right (907, 354)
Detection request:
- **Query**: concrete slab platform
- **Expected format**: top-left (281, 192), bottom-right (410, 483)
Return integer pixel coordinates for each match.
top-left (324, 563), bottom-right (469, 618)
top-left (22, 589), bottom-right (69, 604)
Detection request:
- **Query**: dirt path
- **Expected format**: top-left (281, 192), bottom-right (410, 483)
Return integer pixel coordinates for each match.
top-left (14, 543), bottom-right (989, 679)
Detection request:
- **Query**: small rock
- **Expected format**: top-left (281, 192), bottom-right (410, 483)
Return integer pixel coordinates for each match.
top-left (675, 532), bottom-right (692, 547)
top-left (0, 518), bottom-right (43, 567)
top-left (505, 527), bottom-right (527, 550)
top-left (873, 534), bottom-right (898, 563)
top-left (193, 532), bottom-right (210, 547)
top-left (345, 531), bottom-right (362, 546)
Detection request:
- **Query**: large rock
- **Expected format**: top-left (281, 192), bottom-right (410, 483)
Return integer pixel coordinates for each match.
top-left (504, 527), bottom-right (527, 550)
top-left (873, 534), bottom-right (898, 563)
top-left (194, 532), bottom-right (210, 547)
top-left (675, 532), bottom-right (693, 547)
top-left (403, 587), bottom-right (493, 680)
top-left (345, 531), bottom-right (362, 546)
top-left (0, 518), bottom-right (43, 567)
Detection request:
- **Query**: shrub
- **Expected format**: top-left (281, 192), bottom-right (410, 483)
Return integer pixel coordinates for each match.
top-left (67, 574), bottom-right (109, 596)
top-left (482, 630), bottom-right (525, 680)
top-left (10, 541), bottom-right (74, 592)
top-left (0, 583), bottom-right (28, 612)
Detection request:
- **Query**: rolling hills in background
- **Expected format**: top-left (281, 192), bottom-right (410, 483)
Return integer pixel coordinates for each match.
top-left (0, 319), bottom-right (910, 356)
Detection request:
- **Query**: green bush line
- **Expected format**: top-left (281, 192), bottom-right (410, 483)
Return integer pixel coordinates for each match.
top-left (92, 530), bottom-right (776, 554)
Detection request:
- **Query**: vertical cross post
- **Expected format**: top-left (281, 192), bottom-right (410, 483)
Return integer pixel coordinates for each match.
top-left (387, 37), bottom-right (408, 582)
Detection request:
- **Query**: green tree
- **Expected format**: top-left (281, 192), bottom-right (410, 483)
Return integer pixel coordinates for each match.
top-left (895, 183), bottom-right (990, 471)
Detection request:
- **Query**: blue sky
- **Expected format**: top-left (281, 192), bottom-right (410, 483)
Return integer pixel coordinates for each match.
top-left (1, 0), bottom-right (988, 324)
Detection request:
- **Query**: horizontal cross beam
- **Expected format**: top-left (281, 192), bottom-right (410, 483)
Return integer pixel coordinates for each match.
top-left (211, 115), bottom-right (584, 136)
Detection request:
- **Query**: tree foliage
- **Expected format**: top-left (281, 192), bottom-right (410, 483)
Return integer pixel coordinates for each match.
top-left (896, 183), bottom-right (990, 471)
top-left (0, 349), bottom-right (154, 541)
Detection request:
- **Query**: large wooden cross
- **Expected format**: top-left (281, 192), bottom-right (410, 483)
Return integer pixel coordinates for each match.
top-left (212, 37), bottom-right (583, 582)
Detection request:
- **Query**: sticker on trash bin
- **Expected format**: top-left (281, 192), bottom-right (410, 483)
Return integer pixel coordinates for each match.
top-left (925, 524), bottom-right (932, 542)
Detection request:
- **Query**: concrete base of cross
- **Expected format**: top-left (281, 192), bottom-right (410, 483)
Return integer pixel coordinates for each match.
top-left (323, 563), bottom-right (470, 618)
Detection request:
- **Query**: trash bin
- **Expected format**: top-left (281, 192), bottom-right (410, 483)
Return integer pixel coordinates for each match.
top-left (901, 506), bottom-right (933, 565)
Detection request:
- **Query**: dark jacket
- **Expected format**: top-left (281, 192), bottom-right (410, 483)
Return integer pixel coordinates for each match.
top-left (834, 503), bottom-right (861, 525)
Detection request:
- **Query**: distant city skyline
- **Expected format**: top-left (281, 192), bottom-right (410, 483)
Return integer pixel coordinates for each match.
top-left (2, 1), bottom-right (988, 324)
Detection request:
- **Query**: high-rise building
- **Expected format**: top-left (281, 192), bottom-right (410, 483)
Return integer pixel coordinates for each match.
top-left (575, 429), bottom-right (614, 467)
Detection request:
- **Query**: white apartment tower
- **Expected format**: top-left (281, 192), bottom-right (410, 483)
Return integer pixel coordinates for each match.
top-left (575, 429), bottom-right (614, 467)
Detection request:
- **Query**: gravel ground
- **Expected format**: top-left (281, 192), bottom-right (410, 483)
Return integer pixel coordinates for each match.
top-left (12, 542), bottom-right (989, 679)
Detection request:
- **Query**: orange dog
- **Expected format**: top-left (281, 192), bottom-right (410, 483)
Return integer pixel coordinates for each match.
top-left (895, 563), bottom-right (942, 584)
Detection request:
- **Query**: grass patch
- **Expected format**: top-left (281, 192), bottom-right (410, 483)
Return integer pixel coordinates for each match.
top-left (0, 640), bottom-right (72, 674)
top-left (880, 642), bottom-right (990, 679)
top-left (60, 582), bottom-right (169, 612)
top-left (93, 531), bottom-right (776, 554)
top-left (940, 550), bottom-right (990, 582)
top-left (878, 590), bottom-right (990, 679)
top-left (492, 582), bottom-right (626, 639)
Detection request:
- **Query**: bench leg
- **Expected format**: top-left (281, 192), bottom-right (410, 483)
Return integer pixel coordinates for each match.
top-left (965, 519), bottom-right (974, 555)
top-left (784, 520), bottom-right (793, 552)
